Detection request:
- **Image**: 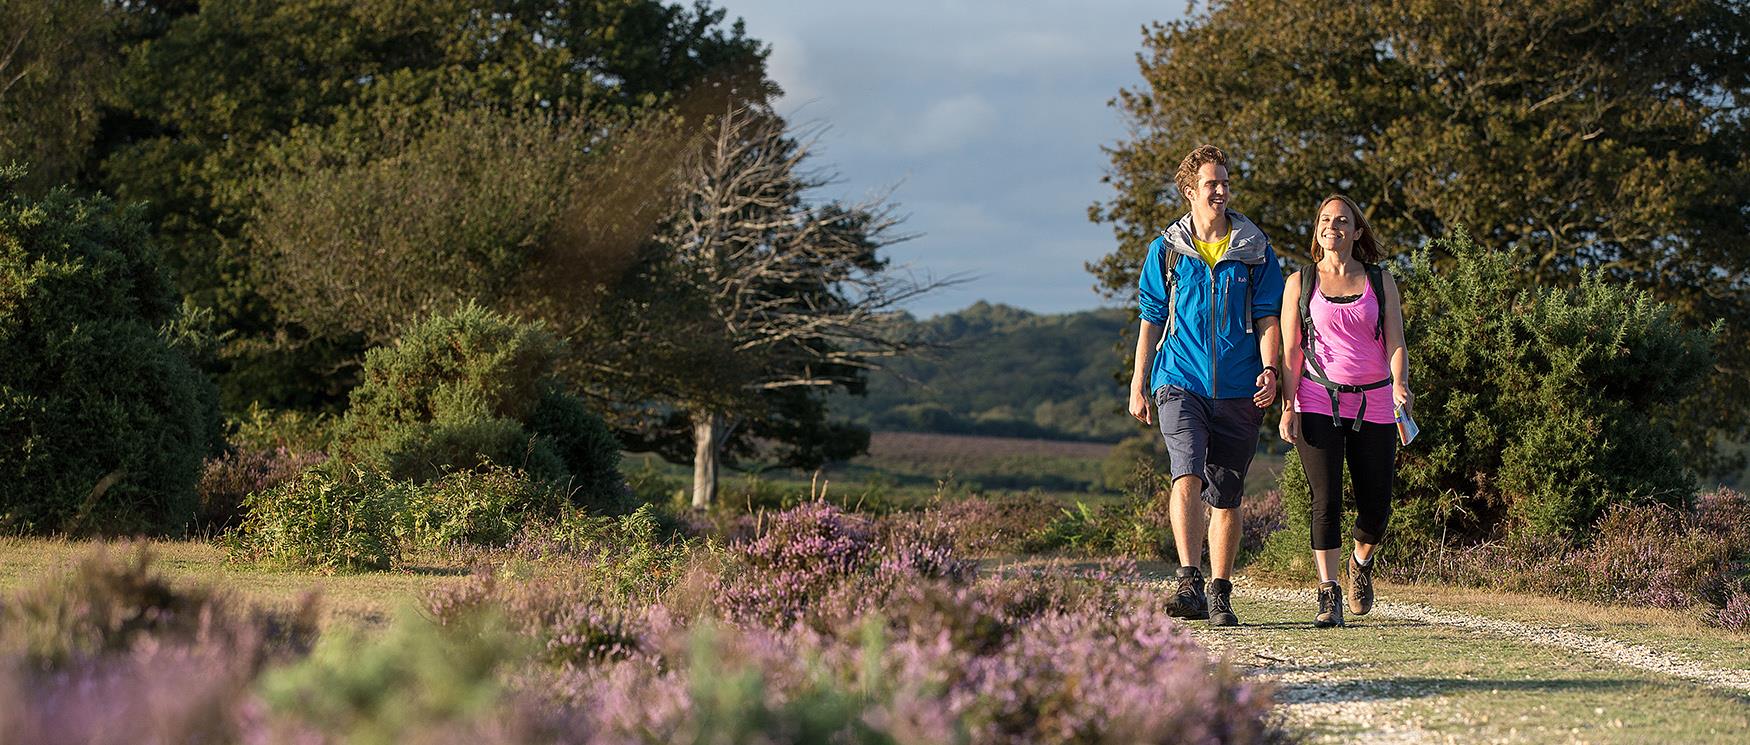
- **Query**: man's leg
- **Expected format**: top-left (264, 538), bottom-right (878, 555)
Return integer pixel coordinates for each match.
top-left (1208, 505), bottom-right (1241, 579)
top-left (1155, 385), bottom-right (1212, 621)
top-left (1169, 474), bottom-right (1206, 568)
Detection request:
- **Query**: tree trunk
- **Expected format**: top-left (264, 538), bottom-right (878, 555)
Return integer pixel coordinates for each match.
top-left (691, 411), bottom-right (728, 508)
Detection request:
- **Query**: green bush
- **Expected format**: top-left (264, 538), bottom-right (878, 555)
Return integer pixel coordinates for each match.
top-left (0, 175), bottom-right (220, 535)
top-left (258, 610), bottom-right (519, 745)
top-left (1264, 230), bottom-right (1714, 573)
top-left (227, 464), bottom-right (409, 572)
top-left (407, 467), bottom-right (565, 548)
top-left (337, 304), bottom-right (624, 511)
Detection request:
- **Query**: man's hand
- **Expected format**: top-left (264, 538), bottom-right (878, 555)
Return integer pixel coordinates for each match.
top-left (1129, 387), bottom-right (1153, 426)
top-left (1279, 410), bottom-right (1300, 444)
top-left (1253, 368), bottom-right (1278, 408)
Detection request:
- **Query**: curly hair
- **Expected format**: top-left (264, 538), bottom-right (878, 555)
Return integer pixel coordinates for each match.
top-left (1174, 145), bottom-right (1228, 205)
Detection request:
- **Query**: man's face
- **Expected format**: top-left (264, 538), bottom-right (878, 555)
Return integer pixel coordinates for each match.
top-left (1193, 163), bottom-right (1230, 214)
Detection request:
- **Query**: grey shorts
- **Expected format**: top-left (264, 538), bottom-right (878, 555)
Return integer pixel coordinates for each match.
top-left (1155, 384), bottom-right (1266, 509)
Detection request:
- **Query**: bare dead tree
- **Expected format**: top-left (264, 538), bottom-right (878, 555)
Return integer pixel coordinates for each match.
top-left (660, 106), bottom-right (960, 507)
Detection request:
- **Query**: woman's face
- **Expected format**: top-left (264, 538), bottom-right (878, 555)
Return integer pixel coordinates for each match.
top-left (1316, 199), bottom-right (1358, 256)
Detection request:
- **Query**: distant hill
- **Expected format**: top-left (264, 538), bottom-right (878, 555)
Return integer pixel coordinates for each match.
top-left (828, 302), bottom-right (1141, 442)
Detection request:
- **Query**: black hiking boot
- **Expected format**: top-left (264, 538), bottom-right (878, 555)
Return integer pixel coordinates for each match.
top-left (1208, 578), bottom-right (1239, 626)
top-left (1348, 554), bottom-right (1375, 616)
top-left (1167, 566), bottom-right (1208, 620)
top-left (1315, 581), bottom-right (1344, 628)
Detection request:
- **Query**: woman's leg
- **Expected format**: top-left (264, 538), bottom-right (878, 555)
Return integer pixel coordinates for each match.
top-left (1296, 412), bottom-right (1346, 583)
top-left (1346, 420), bottom-right (1397, 550)
top-left (1344, 420), bottom-right (1397, 615)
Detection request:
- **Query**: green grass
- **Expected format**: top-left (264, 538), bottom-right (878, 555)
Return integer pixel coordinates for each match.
top-left (0, 537), bottom-right (470, 629)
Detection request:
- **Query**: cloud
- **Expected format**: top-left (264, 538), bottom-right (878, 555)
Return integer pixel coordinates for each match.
top-left (900, 95), bottom-right (999, 155)
top-left (764, 31), bottom-right (819, 104)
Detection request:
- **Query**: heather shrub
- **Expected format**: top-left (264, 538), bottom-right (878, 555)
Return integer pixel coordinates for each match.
top-left (0, 546), bottom-right (228, 669)
top-left (1410, 500), bottom-right (1746, 627)
top-left (901, 494), bottom-right (1063, 556)
top-left (227, 464), bottom-right (409, 572)
top-left (0, 641), bottom-right (259, 745)
top-left (0, 176), bottom-right (221, 535)
top-left (1715, 590), bottom-right (1750, 633)
top-left (1693, 487), bottom-right (1750, 554)
top-left (195, 447), bottom-right (327, 534)
top-left (337, 304), bottom-right (624, 512)
top-left (717, 502), bottom-right (977, 627)
top-left (1240, 489), bottom-right (1285, 554)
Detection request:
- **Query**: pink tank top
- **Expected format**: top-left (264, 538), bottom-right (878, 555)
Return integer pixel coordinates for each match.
top-left (1296, 276), bottom-right (1394, 424)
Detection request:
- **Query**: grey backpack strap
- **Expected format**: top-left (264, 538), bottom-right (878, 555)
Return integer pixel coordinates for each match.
top-left (1365, 263), bottom-right (1386, 341)
top-left (1161, 232), bottom-right (1178, 337)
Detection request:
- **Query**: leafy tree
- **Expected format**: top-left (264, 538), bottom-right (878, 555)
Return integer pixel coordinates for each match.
top-left (0, 0), bottom-right (117, 193)
top-left (632, 108), bottom-right (948, 507)
top-left (95, 0), bottom-right (774, 409)
top-left (1092, 0), bottom-right (1750, 465)
top-left (0, 169), bottom-right (220, 535)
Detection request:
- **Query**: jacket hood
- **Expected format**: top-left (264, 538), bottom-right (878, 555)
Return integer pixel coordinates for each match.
top-left (1160, 210), bottom-right (1270, 264)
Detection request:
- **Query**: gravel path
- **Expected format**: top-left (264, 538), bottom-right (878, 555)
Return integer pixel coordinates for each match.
top-left (1191, 631), bottom-right (1448, 745)
top-left (1238, 585), bottom-right (1750, 694)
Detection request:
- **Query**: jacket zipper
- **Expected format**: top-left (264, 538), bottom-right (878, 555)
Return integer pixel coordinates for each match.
top-left (1209, 262), bottom-right (1219, 397)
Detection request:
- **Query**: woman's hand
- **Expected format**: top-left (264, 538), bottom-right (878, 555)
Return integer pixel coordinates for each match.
top-left (1129, 387), bottom-right (1153, 426)
top-left (1393, 383), bottom-right (1414, 416)
top-left (1279, 410), bottom-right (1301, 445)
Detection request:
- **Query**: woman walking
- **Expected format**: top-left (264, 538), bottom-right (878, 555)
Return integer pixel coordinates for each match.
top-left (1278, 194), bottom-right (1410, 628)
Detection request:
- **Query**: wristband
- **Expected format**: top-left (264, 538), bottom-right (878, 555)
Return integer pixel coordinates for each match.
top-left (1263, 365), bottom-right (1278, 379)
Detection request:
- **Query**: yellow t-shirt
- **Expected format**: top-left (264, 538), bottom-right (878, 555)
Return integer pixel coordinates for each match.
top-left (1192, 231), bottom-right (1231, 267)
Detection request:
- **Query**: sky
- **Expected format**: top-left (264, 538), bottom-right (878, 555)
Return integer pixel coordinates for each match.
top-left (720, 1), bottom-right (1187, 317)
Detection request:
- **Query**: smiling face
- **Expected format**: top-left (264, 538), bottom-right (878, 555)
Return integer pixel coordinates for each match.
top-left (1190, 163), bottom-right (1230, 219)
top-left (1315, 198), bottom-right (1358, 258)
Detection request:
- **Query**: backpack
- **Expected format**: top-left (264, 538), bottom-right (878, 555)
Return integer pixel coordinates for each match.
top-left (1297, 263), bottom-right (1392, 429)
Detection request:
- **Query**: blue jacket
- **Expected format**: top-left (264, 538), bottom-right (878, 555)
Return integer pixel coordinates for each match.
top-left (1138, 210), bottom-right (1285, 399)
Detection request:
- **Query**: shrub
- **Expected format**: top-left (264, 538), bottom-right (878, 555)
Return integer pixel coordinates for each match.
top-left (1394, 230), bottom-right (1713, 543)
top-left (195, 447), bottom-right (327, 534)
top-left (257, 609), bottom-right (524, 745)
top-left (407, 467), bottom-right (567, 548)
top-left (0, 177), bottom-right (221, 535)
top-left (1029, 460), bottom-right (1168, 559)
top-left (0, 546), bottom-right (226, 669)
top-left (1265, 230), bottom-right (1715, 577)
top-left (226, 464), bottom-right (409, 572)
top-left (899, 495), bottom-right (1063, 557)
top-left (337, 304), bottom-right (623, 511)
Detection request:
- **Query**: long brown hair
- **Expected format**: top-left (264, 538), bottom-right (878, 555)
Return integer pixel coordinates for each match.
top-left (1309, 194), bottom-right (1382, 263)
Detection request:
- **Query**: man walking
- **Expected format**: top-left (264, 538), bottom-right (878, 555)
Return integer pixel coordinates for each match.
top-left (1128, 145), bottom-right (1284, 626)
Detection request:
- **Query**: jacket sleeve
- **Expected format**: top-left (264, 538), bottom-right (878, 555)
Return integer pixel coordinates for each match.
top-left (1252, 243), bottom-right (1285, 319)
top-left (1138, 237), bottom-right (1169, 325)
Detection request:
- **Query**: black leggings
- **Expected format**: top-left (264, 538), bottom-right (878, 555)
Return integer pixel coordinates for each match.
top-left (1297, 412), bottom-right (1396, 551)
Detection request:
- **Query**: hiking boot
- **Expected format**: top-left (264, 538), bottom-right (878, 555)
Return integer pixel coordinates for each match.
top-left (1315, 581), bottom-right (1345, 628)
top-left (1167, 566), bottom-right (1208, 620)
top-left (1348, 554), bottom-right (1375, 616)
top-left (1208, 578), bottom-right (1239, 626)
